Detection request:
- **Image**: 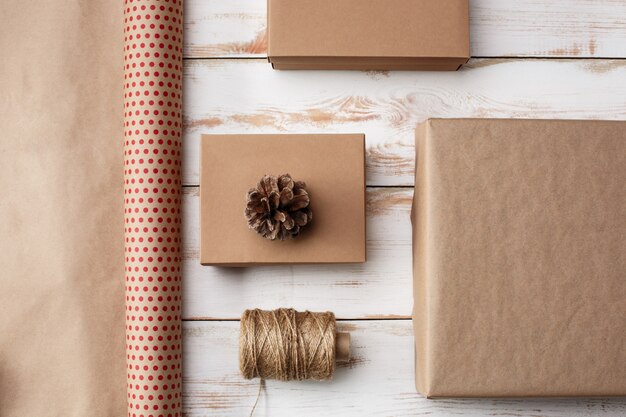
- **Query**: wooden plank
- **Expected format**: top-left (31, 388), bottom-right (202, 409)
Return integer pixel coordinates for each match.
top-left (183, 58), bottom-right (626, 186)
top-left (184, 0), bottom-right (626, 59)
top-left (183, 320), bottom-right (626, 417)
top-left (185, 0), bottom-right (266, 58)
top-left (182, 187), bottom-right (414, 320)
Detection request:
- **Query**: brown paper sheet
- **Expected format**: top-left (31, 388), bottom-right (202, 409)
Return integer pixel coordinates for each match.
top-left (413, 118), bottom-right (626, 397)
top-left (0, 0), bottom-right (126, 415)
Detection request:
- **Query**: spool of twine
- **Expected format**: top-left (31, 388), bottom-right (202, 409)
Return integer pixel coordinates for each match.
top-left (239, 308), bottom-right (351, 381)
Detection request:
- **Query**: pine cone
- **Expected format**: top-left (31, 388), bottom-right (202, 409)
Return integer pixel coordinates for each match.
top-left (245, 174), bottom-right (313, 241)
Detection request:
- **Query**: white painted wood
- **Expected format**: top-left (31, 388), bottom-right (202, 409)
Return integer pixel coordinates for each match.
top-left (184, 0), bottom-right (626, 58)
top-left (182, 2), bottom-right (626, 413)
top-left (182, 187), bottom-right (414, 320)
top-left (471, 0), bottom-right (626, 58)
top-left (183, 320), bottom-right (626, 416)
top-left (183, 58), bottom-right (626, 186)
top-left (184, 0), bottom-right (266, 58)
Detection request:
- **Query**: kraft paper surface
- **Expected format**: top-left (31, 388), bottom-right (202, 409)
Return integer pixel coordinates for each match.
top-left (123, 0), bottom-right (183, 415)
top-left (200, 134), bottom-right (366, 265)
top-left (412, 118), bottom-right (626, 397)
top-left (0, 0), bottom-right (184, 415)
top-left (268, 0), bottom-right (469, 70)
top-left (0, 0), bottom-right (125, 415)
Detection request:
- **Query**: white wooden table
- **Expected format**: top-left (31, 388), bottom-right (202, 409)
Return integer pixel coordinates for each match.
top-left (181, 1), bottom-right (626, 415)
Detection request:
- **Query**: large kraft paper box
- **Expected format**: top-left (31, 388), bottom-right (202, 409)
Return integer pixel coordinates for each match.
top-left (267, 0), bottom-right (469, 71)
top-left (201, 134), bottom-right (366, 265)
top-left (412, 118), bottom-right (626, 397)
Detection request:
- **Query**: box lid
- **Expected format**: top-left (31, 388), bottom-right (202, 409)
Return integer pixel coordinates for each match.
top-left (413, 119), bottom-right (626, 397)
top-left (200, 134), bottom-right (366, 265)
top-left (268, 0), bottom-right (469, 61)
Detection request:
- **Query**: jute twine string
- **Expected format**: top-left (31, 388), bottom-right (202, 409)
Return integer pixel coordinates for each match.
top-left (240, 308), bottom-right (337, 381)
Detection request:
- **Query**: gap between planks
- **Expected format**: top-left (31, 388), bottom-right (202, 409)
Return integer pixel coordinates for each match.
top-left (182, 56), bottom-right (626, 61)
top-left (181, 184), bottom-right (414, 189)
top-left (182, 316), bottom-right (412, 322)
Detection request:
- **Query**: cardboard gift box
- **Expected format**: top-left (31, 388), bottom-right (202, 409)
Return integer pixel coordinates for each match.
top-left (412, 119), bottom-right (626, 397)
top-left (200, 134), bottom-right (366, 265)
top-left (267, 0), bottom-right (469, 71)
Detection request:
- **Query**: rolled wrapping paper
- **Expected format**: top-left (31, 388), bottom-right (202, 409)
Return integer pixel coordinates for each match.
top-left (123, 0), bottom-right (183, 415)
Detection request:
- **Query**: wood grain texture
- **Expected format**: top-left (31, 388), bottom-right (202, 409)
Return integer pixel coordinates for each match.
top-left (184, 0), bottom-right (626, 58)
top-left (183, 58), bottom-right (626, 186)
top-left (182, 2), bottom-right (626, 414)
top-left (183, 320), bottom-right (626, 417)
top-left (182, 187), bottom-right (413, 320)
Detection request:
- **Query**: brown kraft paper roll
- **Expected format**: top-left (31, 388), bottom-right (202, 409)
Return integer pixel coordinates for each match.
top-left (0, 0), bottom-right (126, 415)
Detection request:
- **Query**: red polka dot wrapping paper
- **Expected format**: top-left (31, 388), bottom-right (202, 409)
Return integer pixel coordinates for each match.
top-left (124, 0), bottom-right (183, 416)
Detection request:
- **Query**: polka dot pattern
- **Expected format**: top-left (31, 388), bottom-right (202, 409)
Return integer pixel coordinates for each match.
top-left (123, 0), bottom-right (183, 416)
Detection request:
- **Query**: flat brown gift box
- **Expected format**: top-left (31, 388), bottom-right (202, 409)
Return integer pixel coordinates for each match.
top-left (267, 0), bottom-right (469, 71)
top-left (412, 118), bottom-right (626, 397)
top-left (200, 134), bottom-right (366, 265)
